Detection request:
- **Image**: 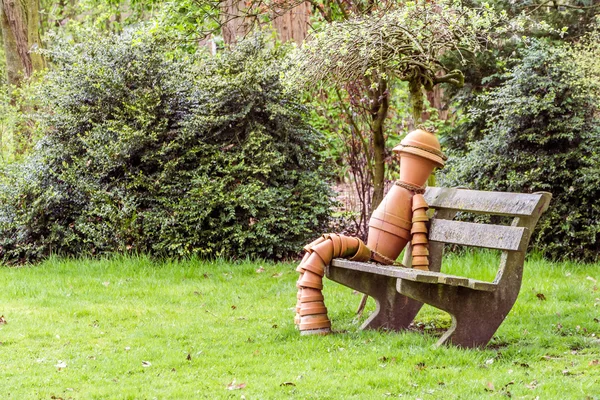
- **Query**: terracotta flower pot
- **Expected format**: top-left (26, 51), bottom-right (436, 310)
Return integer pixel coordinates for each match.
top-left (412, 194), bottom-right (429, 211)
top-left (412, 233), bottom-right (429, 245)
top-left (411, 222), bottom-right (428, 234)
top-left (412, 256), bottom-right (429, 266)
top-left (367, 185), bottom-right (413, 261)
top-left (311, 241), bottom-right (333, 264)
top-left (329, 234), bottom-right (342, 256)
top-left (411, 246), bottom-right (429, 256)
top-left (398, 153), bottom-right (438, 188)
top-left (302, 252), bottom-right (326, 276)
top-left (298, 270), bottom-right (323, 290)
top-left (341, 236), bottom-right (360, 258)
top-left (300, 287), bottom-right (324, 302)
top-left (303, 236), bottom-right (326, 253)
top-left (299, 314), bottom-right (331, 331)
top-left (299, 301), bottom-right (328, 316)
top-left (348, 239), bottom-right (372, 262)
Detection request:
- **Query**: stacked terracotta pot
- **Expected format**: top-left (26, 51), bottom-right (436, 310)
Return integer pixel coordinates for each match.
top-left (295, 234), bottom-right (371, 334)
top-left (410, 194), bottom-right (430, 271)
top-left (295, 129), bottom-right (446, 334)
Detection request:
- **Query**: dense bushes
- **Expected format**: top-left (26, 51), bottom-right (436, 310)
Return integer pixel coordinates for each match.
top-left (441, 42), bottom-right (600, 262)
top-left (0, 32), bottom-right (334, 264)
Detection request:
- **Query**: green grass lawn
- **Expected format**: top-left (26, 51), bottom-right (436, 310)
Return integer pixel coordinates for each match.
top-left (1, 252), bottom-right (599, 399)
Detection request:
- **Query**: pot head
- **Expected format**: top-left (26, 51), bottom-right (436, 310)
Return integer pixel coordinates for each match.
top-left (393, 129), bottom-right (446, 169)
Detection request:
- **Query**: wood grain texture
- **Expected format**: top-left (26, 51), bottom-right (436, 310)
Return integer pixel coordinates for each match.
top-left (428, 219), bottom-right (528, 251)
top-left (424, 187), bottom-right (548, 217)
top-left (331, 259), bottom-right (496, 292)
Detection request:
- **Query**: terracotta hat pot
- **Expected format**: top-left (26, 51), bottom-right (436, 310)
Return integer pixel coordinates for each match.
top-left (412, 209), bottom-right (429, 222)
top-left (412, 233), bottom-right (429, 245)
top-left (299, 301), bottom-right (328, 316)
top-left (393, 130), bottom-right (445, 188)
top-left (393, 129), bottom-right (445, 168)
top-left (300, 287), bottom-right (324, 302)
top-left (412, 194), bottom-right (429, 211)
top-left (413, 265), bottom-right (429, 271)
top-left (299, 314), bottom-right (331, 331)
top-left (298, 270), bottom-right (323, 290)
top-left (411, 222), bottom-right (428, 234)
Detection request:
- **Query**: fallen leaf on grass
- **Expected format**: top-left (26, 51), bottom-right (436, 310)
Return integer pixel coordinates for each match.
top-left (485, 358), bottom-right (494, 365)
top-left (256, 267), bottom-right (265, 273)
top-left (587, 276), bottom-right (597, 284)
top-left (226, 381), bottom-right (246, 390)
top-left (280, 382), bottom-right (296, 387)
top-left (536, 293), bottom-right (546, 301)
top-left (102, 281), bottom-right (110, 287)
top-left (55, 361), bottom-right (67, 370)
top-left (485, 382), bottom-right (495, 391)
top-left (0, 315), bottom-right (6, 324)
top-left (187, 353), bottom-right (192, 361)
top-left (525, 380), bottom-right (538, 389)
top-left (589, 360), bottom-right (599, 366)
top-left (542, 355), bottom-right (560, 361)
top-left (272, 272), bottom-right (283, 278)
top-left (142, 361), bottom-right (152, 367)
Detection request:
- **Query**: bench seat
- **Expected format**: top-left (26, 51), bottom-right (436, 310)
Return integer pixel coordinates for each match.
top-left (331, 259), bottom-right (497, 291)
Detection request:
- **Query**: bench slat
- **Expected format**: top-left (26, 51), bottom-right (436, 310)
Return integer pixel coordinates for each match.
top-left (429, 219), bottom-right (527, 251)
top-left (330, 259), bottom-right (496, 292)
top-left (394, 269), bottom-right (496, 292)
top-left (425, 187), bottom-right (546, 217)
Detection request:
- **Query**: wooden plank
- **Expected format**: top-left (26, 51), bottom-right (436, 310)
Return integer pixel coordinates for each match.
top-left (394, 269), bottom-right (496, 292)
top-left (428, 219), bottom-right (527, 251)
top-left (424, 187), bottom-right (548, 217)
top-left (330, 259), bottom-right (408, 278)
top-left (330, 259), bottom-right (496, 291)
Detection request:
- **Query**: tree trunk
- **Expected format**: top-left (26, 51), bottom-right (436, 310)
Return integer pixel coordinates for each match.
top-left (221, 0), bottom-right (251, 45)
top-left (369, 78), bottom-right (389, 211)
top-left (272, 1), bottom-right (310, 45)
top-left (1, 0), bottom-right (45, 86)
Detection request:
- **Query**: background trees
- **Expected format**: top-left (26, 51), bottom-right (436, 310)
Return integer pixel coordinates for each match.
top-left (0, 0), bottom-right (598, 263)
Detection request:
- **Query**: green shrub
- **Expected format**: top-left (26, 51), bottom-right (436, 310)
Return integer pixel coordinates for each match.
top-left (0, 31), bottom-right (334, 264)
top-left (440, 41), bottom-right (600, 262)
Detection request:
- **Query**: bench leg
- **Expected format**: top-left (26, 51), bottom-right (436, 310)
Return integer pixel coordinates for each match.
top-left (398, 280), bottom-right (515, 348)
top-left (327, 265), bottom-right (422, 331)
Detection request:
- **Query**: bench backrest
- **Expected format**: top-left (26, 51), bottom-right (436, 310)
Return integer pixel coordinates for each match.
top-left (412, 187), bottom-right (551, 286)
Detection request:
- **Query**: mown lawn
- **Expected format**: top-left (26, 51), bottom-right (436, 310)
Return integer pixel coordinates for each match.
top-left (1, 252), bottom-right (599, 399)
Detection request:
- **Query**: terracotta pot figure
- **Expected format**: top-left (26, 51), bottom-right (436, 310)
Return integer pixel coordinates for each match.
top-left (295, 129), bottom-right (446, 335)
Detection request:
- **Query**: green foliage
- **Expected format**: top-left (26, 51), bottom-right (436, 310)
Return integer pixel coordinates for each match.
top-left (441, 41), bottom-right (600, 262)
top-left (0, 31), bottom-right (334, 264)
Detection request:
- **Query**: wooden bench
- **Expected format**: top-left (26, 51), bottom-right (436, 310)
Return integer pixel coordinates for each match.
top-left (327, 187), bottom-right (551, 348)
